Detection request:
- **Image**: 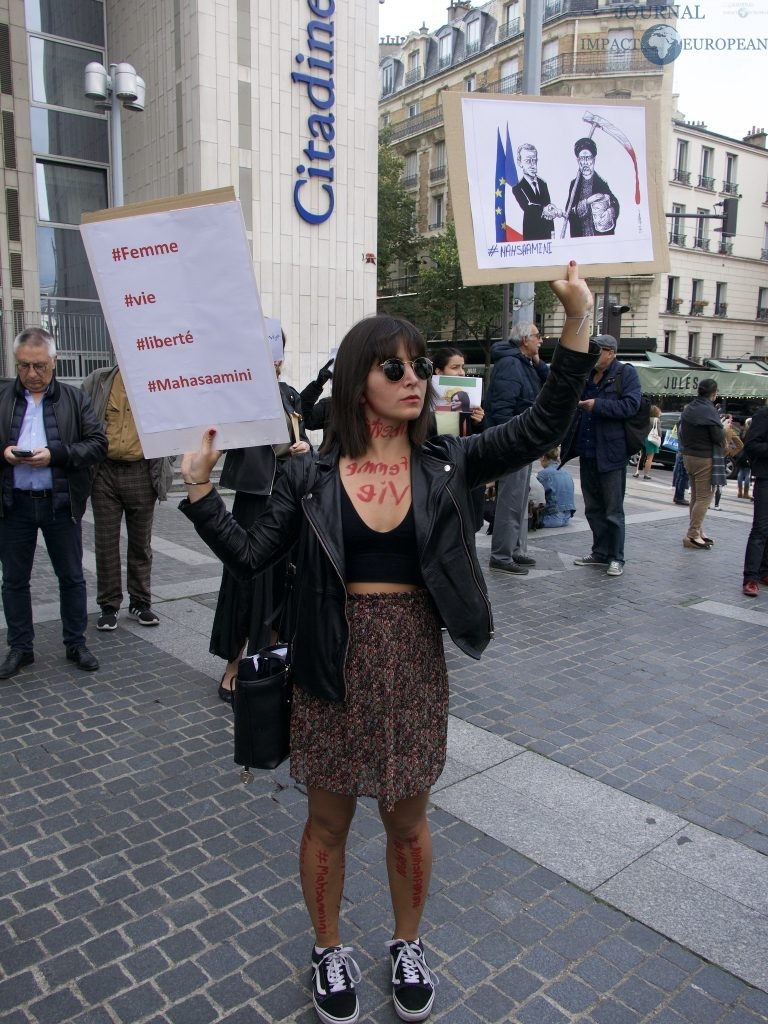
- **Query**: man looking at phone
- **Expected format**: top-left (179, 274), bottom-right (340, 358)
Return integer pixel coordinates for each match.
top-left (0, 327), bottom-right (107, 679)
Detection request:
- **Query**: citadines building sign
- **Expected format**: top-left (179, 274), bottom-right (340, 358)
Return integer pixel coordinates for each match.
top-left (292, 0), bottom-right (337, 225)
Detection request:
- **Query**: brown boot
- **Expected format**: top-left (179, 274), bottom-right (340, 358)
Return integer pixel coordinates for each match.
top-left (744, 485), bottom-right (751, 500)
top-left (737, 485), bottom-right (744, 498)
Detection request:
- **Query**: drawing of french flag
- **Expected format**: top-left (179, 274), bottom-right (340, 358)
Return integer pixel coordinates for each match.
top-left (494, 126), bottom-right (523, 242)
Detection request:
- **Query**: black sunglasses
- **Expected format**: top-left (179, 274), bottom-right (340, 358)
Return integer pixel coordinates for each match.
top-left (379, 356), bottom-right (433, 382)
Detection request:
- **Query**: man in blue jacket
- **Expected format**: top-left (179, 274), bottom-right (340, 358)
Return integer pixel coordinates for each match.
top-left (561, 334), bottom-right (641, 577)
top-left (484, 322), bottom-right (548, 575)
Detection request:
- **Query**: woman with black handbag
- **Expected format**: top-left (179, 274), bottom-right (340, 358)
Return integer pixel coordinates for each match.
top-left (179, 262), bottom-right (596, 1024)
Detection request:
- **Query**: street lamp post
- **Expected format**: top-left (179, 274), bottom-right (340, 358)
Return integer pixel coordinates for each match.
top-left (84, 61), bottom-right (145, 207)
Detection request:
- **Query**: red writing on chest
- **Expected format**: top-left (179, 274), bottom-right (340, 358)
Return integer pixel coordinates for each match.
top-left (356, 481), bottom-right (410, 505)
top-left (345, 456), bottom-right (408, 478)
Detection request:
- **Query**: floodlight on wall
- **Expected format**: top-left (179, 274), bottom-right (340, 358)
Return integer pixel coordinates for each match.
top-left (123, 76), bottom-right (145, 112)
top-left (83, 60), bottom-right (146, 207)
top-left (84, 61), bottom-right (109, 100)
top-left (113, 62), bottom-right (139, 101)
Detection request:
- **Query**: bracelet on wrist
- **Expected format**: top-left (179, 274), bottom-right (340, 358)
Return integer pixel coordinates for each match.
top-left (184, 479), bottom-right (211, 486)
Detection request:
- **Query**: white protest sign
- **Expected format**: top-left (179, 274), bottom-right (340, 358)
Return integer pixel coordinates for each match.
top-left (80, 188), bottom-right (288, 458)
top-left (265, 318), bottom-right (283, 363)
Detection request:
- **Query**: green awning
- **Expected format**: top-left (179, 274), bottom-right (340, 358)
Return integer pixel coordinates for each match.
top-left (632, 365), bottom-right (768, 399)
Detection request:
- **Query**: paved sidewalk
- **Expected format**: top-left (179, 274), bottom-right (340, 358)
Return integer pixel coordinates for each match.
top-left (1, 472), bottom-right (767, 1023)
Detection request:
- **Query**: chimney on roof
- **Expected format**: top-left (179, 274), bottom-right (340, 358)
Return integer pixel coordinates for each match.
top-left (743, 127), bottom-right (767, 149)
top-left (447, 1), bottom-right (472, 22)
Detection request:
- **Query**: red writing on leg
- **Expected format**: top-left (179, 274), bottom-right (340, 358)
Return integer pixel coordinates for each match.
top-left (315, 848), bottom-right (329, 935)
top-left (356, 481), bottom-right (411, 505)
top-left (393, 838), bottom-right (408, 880)
top-left (410, 840), bottom-right (424, 910)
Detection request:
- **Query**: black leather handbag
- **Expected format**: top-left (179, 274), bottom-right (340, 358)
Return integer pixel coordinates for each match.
top-left (233, 644), bottom-right (292, 782)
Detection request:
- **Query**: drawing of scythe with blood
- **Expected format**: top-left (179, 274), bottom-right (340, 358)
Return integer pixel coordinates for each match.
top-left (560, 110), bottom-right (643, 239)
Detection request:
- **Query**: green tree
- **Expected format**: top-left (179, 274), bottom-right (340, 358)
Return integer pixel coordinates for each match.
top-left (417, 223), bottom-right (503, 371)
top-left (377, 127), bottom-right (418, 290)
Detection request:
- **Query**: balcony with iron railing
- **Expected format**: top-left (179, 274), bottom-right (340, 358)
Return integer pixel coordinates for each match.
top-left (428, 220), bottom-right (444, 231)
top-left (757, 308), bottom-right (768, 321)
top-left (762, 248), bottom-right (768, 261)
top-left (381, 80), bottom-right (395, 98)
top-left (669, 232), bottom-right (686, 246)
top-left (714, 303), bottom-right (728, 317)
top-left (539, 51), bottom-right (660, 84)
top-left (401, 174), bottom-right (418, 189)
top-left (379, 275), bottom-right (419, 297)
top-left (697, 174), bottom-right (715, 190)
top-left (465, 39), bottom-right (482, 57)
top-left (718, 240), bottom-right (733, 255)
top-left (672, 168), bottom-right (691, 185)
top-left (722, 180), bottom-right (739, 195)
top-left (545, 0), bottom-right (600, 18)
top-left (486, 72), bottom-right (523, 95)
top-left (403, 66), bottom-right (422, 86)
top-left (666, 298), bottom-right (683, 313)
top-left (693, 237), bottom-right (710, 251)
top-left (498, 18), bottom-right (521, 41)
top-left (430, 165), bottom-right (446, 181)
top-left (388, 108), bottom-right (444, 143)
top-left (437, 53), bottom-right (452, 70)
top-left (690, 300), bottom-right (708, 316)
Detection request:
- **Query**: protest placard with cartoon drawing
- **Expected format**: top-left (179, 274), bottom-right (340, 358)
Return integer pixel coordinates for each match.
top-left (444, 93), bottom-right (668, 285)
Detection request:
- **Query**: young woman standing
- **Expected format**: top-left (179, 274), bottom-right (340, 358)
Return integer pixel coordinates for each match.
top-left (179, 262), bottom-right (596, 1023)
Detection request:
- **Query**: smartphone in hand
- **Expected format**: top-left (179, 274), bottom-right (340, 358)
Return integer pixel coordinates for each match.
top-left (11, 449), bottom-right (33, 458)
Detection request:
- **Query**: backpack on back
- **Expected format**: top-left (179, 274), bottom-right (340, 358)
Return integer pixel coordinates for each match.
top-left (614, 363), bottom-right (651, 457)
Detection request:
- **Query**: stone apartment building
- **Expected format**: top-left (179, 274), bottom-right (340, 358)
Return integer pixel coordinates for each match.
top-left (378, 0), bottom-right (768, 361)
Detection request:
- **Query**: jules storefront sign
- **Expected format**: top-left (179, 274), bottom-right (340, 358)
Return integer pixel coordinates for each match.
top-left (292, 0), bottom-right (336, 225)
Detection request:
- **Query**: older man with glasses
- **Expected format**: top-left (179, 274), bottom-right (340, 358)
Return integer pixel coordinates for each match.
top-left (0, 327), bottom-right (107, 679)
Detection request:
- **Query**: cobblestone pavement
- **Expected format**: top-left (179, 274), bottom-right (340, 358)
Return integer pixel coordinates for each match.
top-left (0, 471), bottom-right (766, 1023)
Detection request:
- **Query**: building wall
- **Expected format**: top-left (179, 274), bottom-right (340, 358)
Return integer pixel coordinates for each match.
top-left (108, 0), bottom-right (380, 389)
top-left (378, 0), bottom-right (676, 347)
top-left (661, 121), bottom-right (768, 361)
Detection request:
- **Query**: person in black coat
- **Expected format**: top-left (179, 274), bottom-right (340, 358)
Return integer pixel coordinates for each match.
top-left (511, 144), bottom-right (560, 241)
top-left (741, 405), bottom-right (768, 596)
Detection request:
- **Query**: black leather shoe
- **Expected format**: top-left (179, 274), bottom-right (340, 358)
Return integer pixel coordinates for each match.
top-left (0, 649), bottom-right (34, 680)
top-left (66, 645), bottom-right (99, 671)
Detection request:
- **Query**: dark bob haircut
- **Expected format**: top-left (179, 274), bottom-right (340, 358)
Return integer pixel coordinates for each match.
top-left (431, 347), bottom-right (463, 373)
top-left (321, 314), bottom-right (435, 458)
top-left (698, 378), bottom-right (718, 398)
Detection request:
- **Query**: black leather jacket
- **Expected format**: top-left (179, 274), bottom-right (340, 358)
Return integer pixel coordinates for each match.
top-left (0, 376), bottom-right (107, 519)
top-left (182, 343), bottom-right (597, 702)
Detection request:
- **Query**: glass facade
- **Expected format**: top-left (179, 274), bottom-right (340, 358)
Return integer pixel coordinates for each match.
top-left (24, 0), bottom-right (104, 46)
top-left (28, 0), bottom-right (107, 326)
top-left (30, 107), bottom-right (108, 163)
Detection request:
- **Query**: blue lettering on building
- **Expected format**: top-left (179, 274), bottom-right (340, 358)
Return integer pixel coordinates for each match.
top-left (292, 0), bottom-right (336, 225)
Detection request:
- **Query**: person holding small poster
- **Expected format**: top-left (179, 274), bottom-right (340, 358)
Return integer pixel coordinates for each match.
top-left (180, 262), bottom-right (597, 1024)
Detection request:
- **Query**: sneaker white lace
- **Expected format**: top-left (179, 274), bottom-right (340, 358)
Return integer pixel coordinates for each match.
top-left (387, 939), bottom-right (438, 1022)
top-left (311, 945), bottom-right (361, 1024)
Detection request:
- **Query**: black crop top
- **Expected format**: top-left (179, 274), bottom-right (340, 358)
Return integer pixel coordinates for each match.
top-left (340, 486), bottom-right (424, 586)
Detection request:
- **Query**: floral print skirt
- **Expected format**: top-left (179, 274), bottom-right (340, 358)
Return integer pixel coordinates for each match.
top-left (289, 590), bottom-right (449, 811)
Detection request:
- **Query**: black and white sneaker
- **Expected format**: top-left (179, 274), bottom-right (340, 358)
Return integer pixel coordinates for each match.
top-left (387, 939), bottom-right (437, 1022)
top-left (311, 945), bottom-right (361, 1024)
top-left (96, 608), bottom-right (118, 631)
top-left (128, 603), bottom-right (160, 626)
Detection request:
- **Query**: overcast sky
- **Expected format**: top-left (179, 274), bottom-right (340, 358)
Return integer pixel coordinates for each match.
top-left (377, 1), bottom-right (768, 141)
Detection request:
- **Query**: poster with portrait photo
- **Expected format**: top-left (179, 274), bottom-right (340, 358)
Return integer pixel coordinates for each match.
top-left (432, 374), bottom-right (483, 437)
top-left (443, 93), bottom-right (668, 285)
